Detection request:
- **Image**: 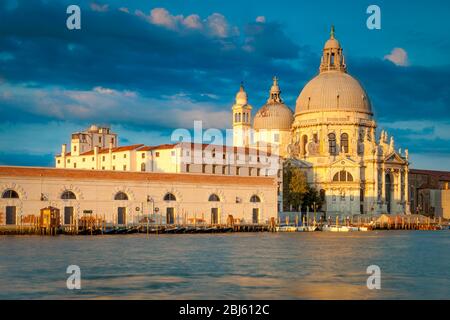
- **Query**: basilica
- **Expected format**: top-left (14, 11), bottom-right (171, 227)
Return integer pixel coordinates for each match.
top-left (232, 27), bottom-right (410, 215)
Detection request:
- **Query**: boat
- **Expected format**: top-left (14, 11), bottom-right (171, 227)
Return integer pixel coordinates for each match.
top-left (322, 225), bottom-right (351, 232)
top-left (275, 225), bottom-right (298, 232)
top-left (305, 225), bottom-right (318, 232)
top-left (358, 226), bottom-right (369, 231)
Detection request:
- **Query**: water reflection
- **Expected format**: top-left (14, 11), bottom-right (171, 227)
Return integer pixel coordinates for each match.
top-left (0, 231), bottom-right (448, 299)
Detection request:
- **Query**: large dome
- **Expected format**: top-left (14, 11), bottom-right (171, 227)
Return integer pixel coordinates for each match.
top-left (295, 27), bottom-right (372, 116)
top-left (254, 77), bottom-right (294, 130)
top-left (295, 71), bottom-right (372, 115)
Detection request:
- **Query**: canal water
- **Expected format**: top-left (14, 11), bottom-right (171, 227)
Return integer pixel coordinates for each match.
top-left (0, 231), bottom-right (449, 299)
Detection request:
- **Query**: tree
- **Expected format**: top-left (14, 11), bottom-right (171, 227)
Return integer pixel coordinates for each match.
top-left (303, 186), bottom-right (324, 212)
top-left (283, 161), bottom-right (308, 211)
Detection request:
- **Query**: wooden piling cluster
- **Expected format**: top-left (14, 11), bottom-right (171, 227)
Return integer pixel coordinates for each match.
top-left (0, 213), bottom-right (447, 235)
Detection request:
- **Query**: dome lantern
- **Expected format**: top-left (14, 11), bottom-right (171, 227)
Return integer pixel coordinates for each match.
top-left (320, 25), bottom-right (346, 73)
top-left (267, 76), bottom-right (282, 104)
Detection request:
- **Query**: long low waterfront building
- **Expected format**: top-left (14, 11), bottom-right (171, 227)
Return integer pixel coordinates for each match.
top-left (0, 166), bottom-right (278, 226)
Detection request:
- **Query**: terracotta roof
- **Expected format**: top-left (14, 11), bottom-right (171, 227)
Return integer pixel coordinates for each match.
top-left (56, 142), bottom-right (277, 158)
top-left (0, 166), bottom-right (276, 186)
top-left (410, 169), bottom-right (450, 181)
top-left (79, 144), bottom-right (144, 156)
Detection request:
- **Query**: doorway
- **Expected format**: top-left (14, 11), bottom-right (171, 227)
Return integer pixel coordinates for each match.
top-left (252, 208), bottom-right (259, 224)
top-left (211, 208), bottom-right (219, 225)
top-left (117, 207), bottom-right (126, 225)
top-left (64, 207), bottom-right (74, 225)
top-left (6, 206), bottom-right (16, 225)
top-left (166, 207), bottom-right (175, 225)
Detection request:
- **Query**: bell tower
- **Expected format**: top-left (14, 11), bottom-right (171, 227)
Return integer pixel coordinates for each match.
top-left (232, 83), bottom-right (252, 147)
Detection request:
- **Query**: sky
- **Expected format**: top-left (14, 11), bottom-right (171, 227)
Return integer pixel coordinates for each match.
top-left (0, 0), bottom-right (449, 170)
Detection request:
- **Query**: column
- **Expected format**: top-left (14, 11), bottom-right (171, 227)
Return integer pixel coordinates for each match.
top-left (405, 167), bottom-right (410, 214)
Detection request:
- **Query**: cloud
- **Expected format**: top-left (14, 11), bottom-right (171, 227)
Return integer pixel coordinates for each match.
top-left (384, 48), bottom-right (409, 66)
top-left (256, 16), bottom-right (266, 23)
top-left (0, 83), bottom-right (231, 130)
top-left (90, 2), bottom-right (109, 12)
top-left (206, 13), bottom-right (233, 38)
top-left (136, 8), bottom-right (236, 38)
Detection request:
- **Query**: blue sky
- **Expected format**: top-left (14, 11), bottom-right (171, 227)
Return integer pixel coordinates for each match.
top-left (0, 0), bottom-right (449, 170)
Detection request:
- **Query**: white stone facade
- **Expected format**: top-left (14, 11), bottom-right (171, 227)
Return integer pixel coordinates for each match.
top-left (0, 167), bottom-right (277, 226)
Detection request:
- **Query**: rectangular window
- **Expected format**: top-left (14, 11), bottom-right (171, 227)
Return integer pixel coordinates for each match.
top-left (257, 168), bottom-right (261, 176)
top-left (102, 166), bottom-right (105, 170)
top-left (171, 151), bottom-right (175, 157)
top-left (99, 137), bottom-right (102, 143)
top-left (73, 163), bottom-right (77, 168)
top-left (102, 156), bottom-right (105, 161)
top-left (212, 165), bottom-right (216, 174)
top-left (112, 166), bottom-right (116, 170)
top-left (202, 164), bottom-right (206, 173)
top-left (222, 166), bottom-right (226, 175)
top-left (113, 155), bottom-right (116, 160)
top-left (156, 152), bottom-right (160, 157)
top-left (74, 146), bottom-right (77, 152)
top-left (274, 133), bottom-right (280, 143)
top-left (82, 158), bottom-right (85, 162)
top-left (123, 154), bottom-right (127, 158)
top-left (186, 164), bottom-right (190, 172)
top-left (92, 157), bottom-right (94, 161)
top-left (142, 153), bottom-right (145, 159)
top-left (236, 167), bottom-right (240, 175)
top-left (123, 165), bottom-right (127, 171)
top-left (67, 159), bottom-right (70, 164)
top-left (57, 160), bottom-right (60, 164)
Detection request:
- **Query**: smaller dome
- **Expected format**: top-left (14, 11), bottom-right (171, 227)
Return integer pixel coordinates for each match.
top-left (254, 103), bottom-right (294, 130)
top-left (324, 38), bottom-right (340, 49)
top-left (253, 77), bottom-right (294, 130)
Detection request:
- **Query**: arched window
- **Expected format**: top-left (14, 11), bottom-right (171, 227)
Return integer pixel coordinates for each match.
top-left (250, 195), bottom-right (261, 203)
top-left (141, 163), bottom-right (146, 172)
top-left (208, 194), bottom-right (220, 202)
top-left (114, 192), bottom-right (128, 200)
top-left (2, 189), bottom-right (19, 199)
top-left (341, 133), bottom-right (349, 153)
top-left (163, 193), bottom-right (176, 201)
top-left (61, 190), bottom-right (76, 200)
top-left (328, 133), bottom-right (336, 155)
top-left (332, 170), bottom-right (354, 182)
